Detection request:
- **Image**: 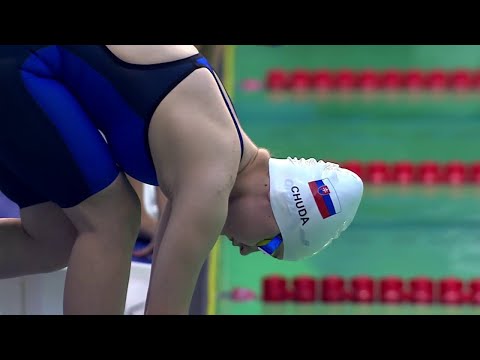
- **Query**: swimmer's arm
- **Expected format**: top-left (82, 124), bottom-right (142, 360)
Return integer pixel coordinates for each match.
top-left (145, 175), bottom-right (233, 315)
top-left (144, 63), bottom-right (240, 314)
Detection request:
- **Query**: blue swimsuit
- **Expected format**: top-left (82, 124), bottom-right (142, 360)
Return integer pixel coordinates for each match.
top-left (0, 45), bottom-right (243, 208)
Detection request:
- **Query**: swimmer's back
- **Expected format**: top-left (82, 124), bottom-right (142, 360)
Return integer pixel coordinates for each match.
top-left (105, 45), bottom-right (199, 65)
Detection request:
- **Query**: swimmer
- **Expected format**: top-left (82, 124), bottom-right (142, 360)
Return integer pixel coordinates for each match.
top-left (0, 45), bottom-right (363, 315)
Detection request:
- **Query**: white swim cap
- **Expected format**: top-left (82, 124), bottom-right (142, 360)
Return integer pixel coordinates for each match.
top-left (269, 157), bottom-right (364, 261)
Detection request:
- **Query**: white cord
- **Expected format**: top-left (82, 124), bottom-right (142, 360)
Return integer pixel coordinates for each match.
top-left (125, 301), bottom-right (147, 315)
top-left (142, 184), bottom-right (159, 218)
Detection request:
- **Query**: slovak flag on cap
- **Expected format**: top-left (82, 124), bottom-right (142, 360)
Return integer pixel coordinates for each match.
top-left (308, 178), bottom-right (342, 219)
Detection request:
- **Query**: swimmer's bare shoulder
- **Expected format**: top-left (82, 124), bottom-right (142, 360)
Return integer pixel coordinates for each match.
top-left (143, 60), bottom-right (251, 314)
